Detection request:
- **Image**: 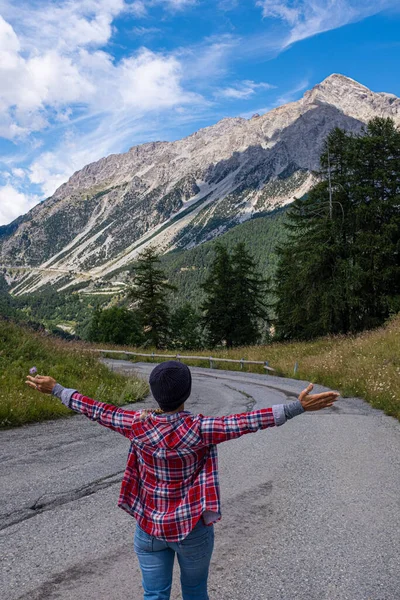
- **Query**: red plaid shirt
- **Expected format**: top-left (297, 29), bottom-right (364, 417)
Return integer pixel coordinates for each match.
top-left (66, 392), bottom-right (278, 542)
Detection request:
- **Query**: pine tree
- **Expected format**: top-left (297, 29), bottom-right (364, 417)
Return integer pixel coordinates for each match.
top-left (230, 242), bottom-right (269, 346)
top-left (351, 118), bottom-right (400, 326)
top-left (200, 243), bottom-right (236, 347)
top-left (201, 242), bottom-right (269, 347)
top-left (274, 126), bottom-right (363, 339)
top-left (128, 246), bottom-right (176, 348)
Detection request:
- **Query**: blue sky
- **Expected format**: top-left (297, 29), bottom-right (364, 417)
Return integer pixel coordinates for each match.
top-left (0, 0), bottom-right (399, 225)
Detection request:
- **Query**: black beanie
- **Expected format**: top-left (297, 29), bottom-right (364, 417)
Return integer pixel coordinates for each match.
top-left (149, 361), bottom-right (192, 412)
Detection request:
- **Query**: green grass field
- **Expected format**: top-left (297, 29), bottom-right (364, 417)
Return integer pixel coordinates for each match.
top-left (0, 319), bottom-right (148, 428)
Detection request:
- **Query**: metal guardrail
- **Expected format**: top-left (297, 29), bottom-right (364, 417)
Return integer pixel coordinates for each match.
top-left (92, 349), bottom-right (275, 372)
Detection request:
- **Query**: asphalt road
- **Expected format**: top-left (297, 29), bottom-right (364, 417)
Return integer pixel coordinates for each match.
top-left (1, 361), bottom-right (399, 600)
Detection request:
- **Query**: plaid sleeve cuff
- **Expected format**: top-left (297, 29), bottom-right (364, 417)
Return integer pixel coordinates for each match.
top-left (284, 400), bottom-right (305, 420)
top-left (52, 383), bottom-right (77, 408)
top-left (272, 404), bottom-right (286, 426)
top-left (272, 400), bottom-right (305, 426)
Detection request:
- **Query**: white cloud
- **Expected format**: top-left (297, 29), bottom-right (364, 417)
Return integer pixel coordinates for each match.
top-left (216, 80), bottom-right (275, 100)
top-left (125, 0), bottom-right (197, 18)
top-left (125, 1), bottom-right (148, 17)
top-left (0, 4), bottom-right (112, 139)
top-left (0, 1), bottom-right (204, 142)
top-left (0, 11), bottom-right (19, 54)
top-left (28, 152), bottom-right (74, 199)
top-left (257, 0), bottom-right (300, 25)
top-left (6, 0), bottom-right (126, 52)
top-left (0, 0), bottom-right (212, 217)
top-left (0, 183), bottom-right (40, 225)
top-left (132, 26), bottom-right (162, 36)
top-left (153, 0), bottom-right (197, 9)
top-left (256, 0), bottom-right (397, 46)
top-left (11, 168), bottom-right (26, 178)
top-left (116, 49), bottom-right (200, 110)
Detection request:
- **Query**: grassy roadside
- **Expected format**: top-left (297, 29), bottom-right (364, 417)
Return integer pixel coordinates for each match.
top-left (2, 314), bottom-right (398, 427)
top-left (98, 315), bottom-right (400, 422)
top-left (0, 319), bottom-right (149, 428)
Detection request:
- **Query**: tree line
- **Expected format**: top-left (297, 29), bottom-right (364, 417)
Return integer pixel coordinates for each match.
top-left (87, 117), bottom-right (400, 348)
top-left (87, 242), bottom-right (269, 349)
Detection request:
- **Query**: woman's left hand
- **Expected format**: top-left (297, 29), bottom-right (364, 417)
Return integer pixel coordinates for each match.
top-left (298, 383), bottom-right (339, 411)
top-left (26, 375), bottom-right (57, 395)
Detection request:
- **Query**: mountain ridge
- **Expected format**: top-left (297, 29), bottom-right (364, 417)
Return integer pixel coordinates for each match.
top-left (1, 74), bottom-right (399, 295)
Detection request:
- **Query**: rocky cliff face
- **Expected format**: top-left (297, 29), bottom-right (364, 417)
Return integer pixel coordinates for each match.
top-left (1, 74), bottom-right (399, 295)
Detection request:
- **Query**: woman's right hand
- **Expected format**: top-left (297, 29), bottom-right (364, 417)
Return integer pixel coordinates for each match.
top-left (299, 383), bottom-right (340, 411)
top-left (26, 375), bottom-right (57, 395)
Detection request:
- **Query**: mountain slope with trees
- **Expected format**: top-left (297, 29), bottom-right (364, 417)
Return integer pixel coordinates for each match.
top-left (160, 208), bottom-right (287, 309)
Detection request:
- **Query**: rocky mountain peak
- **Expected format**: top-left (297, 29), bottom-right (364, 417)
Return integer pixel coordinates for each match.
top-left (302, 73), bottom-right (400, 123)
top-left (319, 72), bottom-right (368, 89)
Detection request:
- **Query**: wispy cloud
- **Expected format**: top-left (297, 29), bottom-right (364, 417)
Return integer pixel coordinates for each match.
top-left (132, 25), bottom-right (162, 36)
top-left (238, 77), bottom-right (309, 118)
top-left (179, 35), bottom-right (239, 85)
top-left (160, 0), bottom-right (197, 8)
top-left (218, 0), bottom-right (240, 11)
top-left (216, 80), bottom-right (275, 100)
top-left (256, 0), bottom-right (398, 47)
top-left (126, 0), bottom-right (197, 17)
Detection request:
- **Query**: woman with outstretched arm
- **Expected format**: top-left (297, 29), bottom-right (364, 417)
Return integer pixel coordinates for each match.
top-left (26, 361), bottom-right (339, 600)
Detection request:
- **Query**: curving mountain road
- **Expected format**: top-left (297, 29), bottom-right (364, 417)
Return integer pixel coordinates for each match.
top-left (1, 361), bottom-right (399, 600)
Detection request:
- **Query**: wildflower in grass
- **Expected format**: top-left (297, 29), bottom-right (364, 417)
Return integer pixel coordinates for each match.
top-left (29, 367), bottom-right (38, 375)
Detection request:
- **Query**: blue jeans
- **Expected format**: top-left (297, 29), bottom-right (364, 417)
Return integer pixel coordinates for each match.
top-left (134, 519), bottom-right (214, 600)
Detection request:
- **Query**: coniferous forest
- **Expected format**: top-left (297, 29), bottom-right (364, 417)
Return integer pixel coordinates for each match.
top-left (1, 117), bottom-right (399, 349)
top-left (275, 117), bottom-right (400, 340)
